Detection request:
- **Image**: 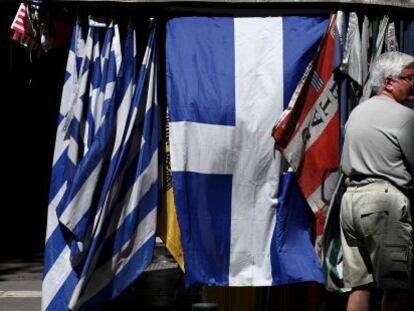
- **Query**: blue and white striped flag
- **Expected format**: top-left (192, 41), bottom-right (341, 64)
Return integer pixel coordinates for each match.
top-left (43, 23), bottom-right (103, 311)
top-left (166, 16), bottom-right (327, 286)
top-left (85, 27), bottom-right (101, 153)
top-left (64, 25), bottom-right (101, 168)
top-left (48, 20), bottom-right (85, 200)
top-left (68, 23), bottom-right (159, 310)
top-left (56, 23), bottom-right (122, 268)
top-left (42, 21), bottom-right (89, 311)
top-left (43, 21), bottom-right (159, 310)
top-left (42, 24), bottom-right (121, 311)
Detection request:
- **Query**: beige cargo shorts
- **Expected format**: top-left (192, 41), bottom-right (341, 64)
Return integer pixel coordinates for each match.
top-left (340, 182), bottom-right (413, 289)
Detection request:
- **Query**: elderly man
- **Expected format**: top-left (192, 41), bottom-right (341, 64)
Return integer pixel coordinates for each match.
top-left (340, 51), bottom-right (414, 311)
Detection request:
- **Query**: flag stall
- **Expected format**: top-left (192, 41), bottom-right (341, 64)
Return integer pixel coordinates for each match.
top-left (6, 1), bottom-right (414, 310)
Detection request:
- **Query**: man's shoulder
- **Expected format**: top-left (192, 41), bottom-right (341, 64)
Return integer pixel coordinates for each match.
top-left (348, 97), bottom-right (378, 116)
top-left (361, 95), bottom-right (394, 105)
top-left (358, 96), bottom-right (414, 117)
top-left (395, 102), bottom-right (414, 121)
top-left (399, 112), bottom-right (414, 130)
top-left (355, 96), bottom-right (386, 110)
top-left (346, 96), bottom-right (414, 131)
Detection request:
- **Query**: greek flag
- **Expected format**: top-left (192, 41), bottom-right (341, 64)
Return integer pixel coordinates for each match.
top-left (167, 17), bottom-right (327, 286)
top-left (56, 23), bottom-right (122, 270)
top-left (42, 21), bottom-right (88, 311)
top-left (42, 21), bottom-right (159, 310)
top-left (85, 27), bottom-right (101, 153)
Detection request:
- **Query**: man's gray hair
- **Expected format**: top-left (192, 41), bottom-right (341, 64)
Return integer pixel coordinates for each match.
top-left (370, 51), bottom-right (414, 94)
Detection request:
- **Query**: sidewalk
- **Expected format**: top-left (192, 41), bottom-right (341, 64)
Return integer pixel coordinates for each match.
top-left (0, 244), bottom-right (199, 311)
top-left (0, 255), bottom-right (42, 311)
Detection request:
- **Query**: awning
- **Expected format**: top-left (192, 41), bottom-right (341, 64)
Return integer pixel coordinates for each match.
top-left (53, 0), bottom-right (414, 9)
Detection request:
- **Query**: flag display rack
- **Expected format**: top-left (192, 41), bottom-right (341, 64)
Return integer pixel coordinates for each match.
top-left (3, 1), bottom-right (414, 311)
top-left (51, 0), bottom-right (414, 10)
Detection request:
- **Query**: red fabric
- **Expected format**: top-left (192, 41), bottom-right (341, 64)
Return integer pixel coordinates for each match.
top-left (10, 3), bottom-right (40, 51)
top-left (272, 15), bottom-right (341, 251)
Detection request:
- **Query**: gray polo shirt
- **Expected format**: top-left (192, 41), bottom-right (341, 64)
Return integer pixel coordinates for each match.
top-left (341, 95), bottom-right (414, 192)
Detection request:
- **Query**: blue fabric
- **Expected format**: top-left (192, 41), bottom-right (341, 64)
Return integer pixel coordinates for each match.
top-left (282, 16), bottom-right (329, 108)
top-left (44, 24), bottom-right (159, 311)
top-left (402, 21), bottom-right (414, 56)
top-left (271, 172), bottom-right (324, 284)
top-left (167, 16), bottom-right (327, 286)
top-left (173, 172), bottom-right (232, 285)
top-left (167, 17), bottom-right (235, 125)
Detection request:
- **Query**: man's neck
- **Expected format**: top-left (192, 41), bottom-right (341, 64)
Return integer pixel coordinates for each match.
top-left (377, 91), bottom-right (397, 102)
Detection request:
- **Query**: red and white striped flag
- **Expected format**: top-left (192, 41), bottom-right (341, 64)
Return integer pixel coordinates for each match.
top-left (10, 3), bottom-right (40, 52)
top-left (272, 15), bottom-right (340, 255)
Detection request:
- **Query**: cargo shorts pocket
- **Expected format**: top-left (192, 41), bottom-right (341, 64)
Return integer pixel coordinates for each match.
top-left (360, 206), bottom-right (389, 236)
top-left (382, 244), bottom-right (411, 285)
top-left (398, 198), bottom-right (412, 224)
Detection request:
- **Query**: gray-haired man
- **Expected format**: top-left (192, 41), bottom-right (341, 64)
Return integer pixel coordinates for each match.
top-left (341, 51), bottom-right (414, 311)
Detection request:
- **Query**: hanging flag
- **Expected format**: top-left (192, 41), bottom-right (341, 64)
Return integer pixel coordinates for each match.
top-left (401, 19), bottom-right (414, 56)
top-left (43, 24), bottom-right (121, 311)
top-left (42, 22), bottom-right (159, 310)
top-left (322, 172), bottom-right (346, 292)
top-left (401, 20), bottom-right (414, 109)
top-left (321, 12), bottom-right (363, 293)
top-left (361, 15), bottom-right (370, 87)
top-left (385, 21), bottom-right (399, 52)
top-left (272, 14), bottom-right (341, 258)
top-left (167, 16), bottom-right (328, 286)
top-left (85, 27), bottom-right (102, 153)
top-left (376, 16), bottom-right (390, 54)
top-left (63, 25), bottom-right (101, 172)
top-left (157, 108), bottom-right (185, 271)
top-left (43, 22), bottom-right (113, 309)
top-left (334, 10), bottom-right (347, 146)
top-left (341, 12), bottom-right (362, 87)
top-left (341, 12), bottom-right (363, 116)
top-left (42, 21), bottom-right (88, 311)
top-left (360, 15), bottom-right (390, 102)
top-left (48, 20), bottom-right (85, 198)
top-left (272, 171), bottom-right (326, 285)
top-left (55, 23), bottom-right (122, 269)
top-left (68, 23), bottom-right (159, 310)
top-left (10, 3), bottom-right (41, 52)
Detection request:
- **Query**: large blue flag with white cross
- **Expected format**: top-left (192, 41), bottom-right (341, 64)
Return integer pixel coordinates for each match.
top-left (166, 16), bottom-right (328, 286)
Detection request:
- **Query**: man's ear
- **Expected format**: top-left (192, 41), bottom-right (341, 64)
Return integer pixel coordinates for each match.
top-left (384, 77), bottom-right (394, 92)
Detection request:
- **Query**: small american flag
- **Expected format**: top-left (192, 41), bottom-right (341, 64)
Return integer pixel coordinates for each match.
top-left (10, 3), bottom-right (40, 52)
